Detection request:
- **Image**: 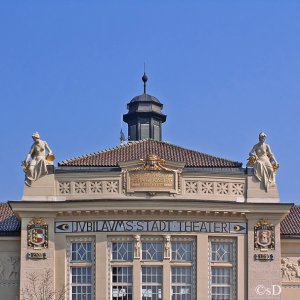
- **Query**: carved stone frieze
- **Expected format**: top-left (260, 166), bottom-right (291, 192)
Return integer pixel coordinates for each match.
top-left (184, 180), bottom-right (245, 197)
top-left (0, 253), bottom-right (20, 283)
top-left (281, 257), bottom-right (300, 283)
top-left (58, 180), bottom-right (119, 195)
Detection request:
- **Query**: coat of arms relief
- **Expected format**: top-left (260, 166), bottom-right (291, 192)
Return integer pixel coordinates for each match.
top-left (27, 217), bottom-right (48, 250)
top-left (254, 218), bottom-right (275, 251)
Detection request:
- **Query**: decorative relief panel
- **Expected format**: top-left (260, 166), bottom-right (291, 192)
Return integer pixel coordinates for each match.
top-left (281, 257), bottom-right (300, 283)
top-left (0, 253), bottom-right (20, 286)
top-left (90, 181), bottom-right (102, 193)
top-left (200, 181), bottom-right (214, 194)
top-left (184, 180), bottom-right (245, 197)
top-left (59, 181), bottom-right (71, 194)
top-left (74, 181), bottom-right (87, 194)
top-left (58, 180), bottom-right (119, 195)
top-left (106, 181), bottom-right (119, 193)
top-left (231, 183), bottom-right (244, 195)
top-left (216, 182), bottom-right (229, 195)
top-left (185, 181), bottom-right (198, 194)
top-left (121, 154), bottom-right (182, 195)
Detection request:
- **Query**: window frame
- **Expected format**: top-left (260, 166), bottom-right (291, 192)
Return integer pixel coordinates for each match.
top-left (209, 238), bottom-right (236, 300)
top-left (109, 236), bottom-right (196, 300)
top-left (67, 236), bottom-right (95, 300)
top-left (141, 266), bottom-right (163, 299)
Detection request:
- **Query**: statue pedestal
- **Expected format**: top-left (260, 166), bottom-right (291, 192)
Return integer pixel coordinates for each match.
top-left (246, 170), bottom-right (279, 203)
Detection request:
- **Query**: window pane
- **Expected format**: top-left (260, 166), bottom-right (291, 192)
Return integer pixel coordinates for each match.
top-left (112, 267), bottom-right (133, 300)
top-left (129, 125), bottom-right (136, 141)
top-left (71, 267), bottom-right (92, 284)
top-left (211, 287), bottom-right (231, 300)
top-left (71, 242), bottom-right (92, 261)
top-left (142, 286), bottom-right (162, 300)
top-left (211, 242), bottom-right (232, 262)
top-left (211, 268), bottom-right (232, 285)
top-left (112, 286), bottom-right (132, 299)
top-left (142, 242), bottom-right (163, 261)
top-left (171, 286), bottom-right (192, 300)
top-left (112, 242), bottom-right (133, 261)
top-left (172, 242), bottom-right (193, 261)
top-left (141, 124), bottom-right (150, 139)
top-left (112, 267), bottom-right (132, 283)
top-left (171, 267), bottom-right (193, 300)
top-left (71, 267), bottom-right (92, 300)
top-left (142, 267), bottom-right (163, 300)
top-left (153, 125), bottom-right (160, 140)
top-left (172, 267), bottom-right (192, 284)
top-left (72, 286), bottom-right (92, 300)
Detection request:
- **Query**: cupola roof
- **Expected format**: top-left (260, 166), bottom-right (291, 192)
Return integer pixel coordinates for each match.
top-left (129, 93), bottom-right (161, 104)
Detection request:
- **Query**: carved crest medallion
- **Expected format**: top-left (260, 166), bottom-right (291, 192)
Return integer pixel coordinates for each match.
top-left (27, 217), bottom-right (48, 250)
top-left (254, 218), bottom-right (275, 251)
top-left (120, 154), bottom-right (183, 195)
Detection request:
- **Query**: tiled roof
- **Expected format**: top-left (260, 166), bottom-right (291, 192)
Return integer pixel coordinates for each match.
top-left (281, 205), bottom-right (300, 238)
top-left (0, 203), bottom-right (20, 236)
top-left (59, 139), bottom-right (243, 168)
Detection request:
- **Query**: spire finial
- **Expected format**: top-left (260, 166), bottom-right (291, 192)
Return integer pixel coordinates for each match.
top-left (142, 63), bottom-right (148, 94)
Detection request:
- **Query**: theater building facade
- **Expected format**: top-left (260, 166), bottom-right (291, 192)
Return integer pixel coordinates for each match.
top-left (0, 77), bottom-right (299, 300)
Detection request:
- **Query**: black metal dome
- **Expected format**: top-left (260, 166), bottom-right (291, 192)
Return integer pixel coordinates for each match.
top-left (130, 93), bottom-right (161, 104)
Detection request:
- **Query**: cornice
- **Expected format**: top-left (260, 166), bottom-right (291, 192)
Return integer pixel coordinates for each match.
top-left (9, 200), bottom-right (293, 219)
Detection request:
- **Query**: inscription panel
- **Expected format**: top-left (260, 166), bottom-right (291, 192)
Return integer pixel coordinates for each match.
top-left (129, 171), bottom-right (175, 190)
top-left (55, 220), bottom-right (247, 234)
top-left (121, 154), bottom-right (182, 195)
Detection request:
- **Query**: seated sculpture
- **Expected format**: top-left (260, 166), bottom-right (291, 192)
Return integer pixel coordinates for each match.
top-left (248, 132), bottom-right (279, 191)
top-left (22, 132), bottom-right (54, 187)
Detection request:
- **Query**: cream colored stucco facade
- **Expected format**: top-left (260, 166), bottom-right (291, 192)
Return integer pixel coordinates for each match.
top-left (0, 156), bottom-right (299, 300)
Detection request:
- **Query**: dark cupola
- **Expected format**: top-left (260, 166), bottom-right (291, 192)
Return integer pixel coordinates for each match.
top-left (123, 73), bottom-right (167, 141)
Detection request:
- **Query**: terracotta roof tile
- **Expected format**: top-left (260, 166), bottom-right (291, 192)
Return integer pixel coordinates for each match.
top-left (59, 139), bottom-right (243, 168)
top-left (281, 205), bottom-right (300, 238)
top-left (0, 203), bottom-right (20, 236)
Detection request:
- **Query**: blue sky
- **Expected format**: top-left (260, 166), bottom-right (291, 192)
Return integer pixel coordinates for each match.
top-left (0, 1), bottom-right (299, 203)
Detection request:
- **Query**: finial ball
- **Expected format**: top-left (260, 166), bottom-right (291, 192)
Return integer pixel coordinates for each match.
top-left (142, 73), bottom-right (148, 83)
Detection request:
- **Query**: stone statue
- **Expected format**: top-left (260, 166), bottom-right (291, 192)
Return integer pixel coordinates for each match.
top-left (248, 132), bottom-right (279, 191)
top-left (22, 132), bottom-right (55, 187)
top-left (134, 235), bottom-right (141, 259)
top-left (164, 235), bottom-right (171, 259)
